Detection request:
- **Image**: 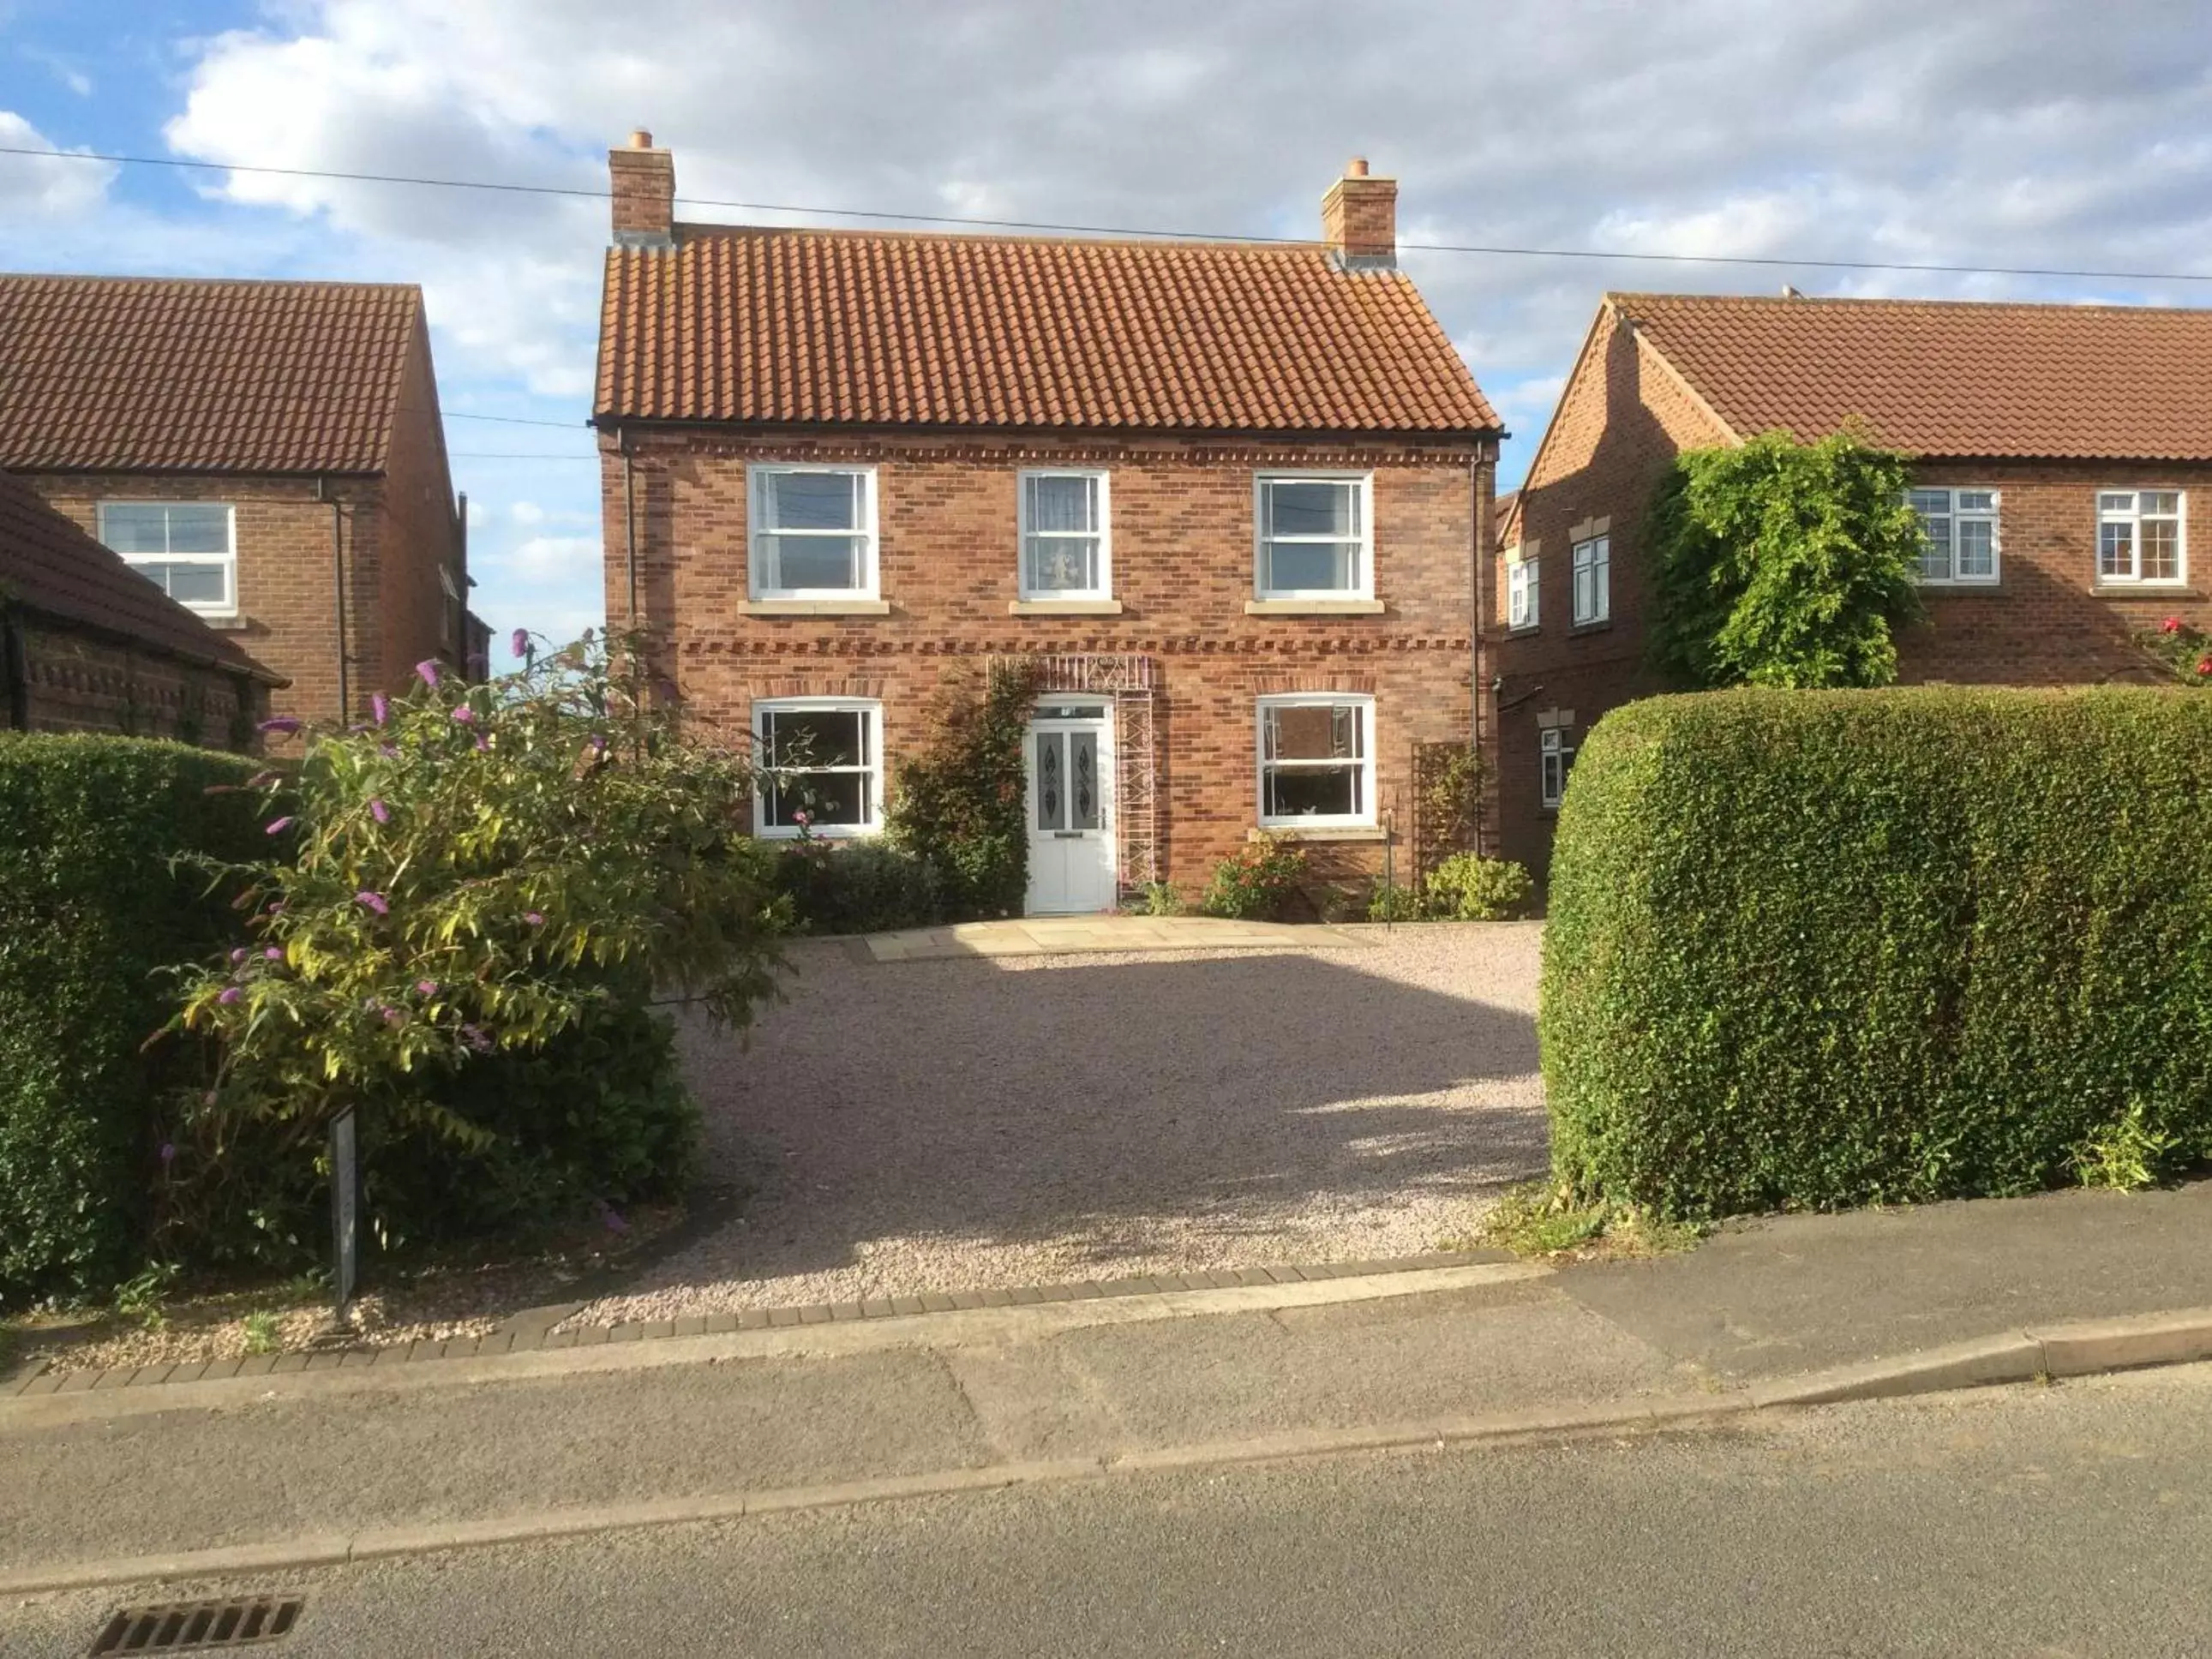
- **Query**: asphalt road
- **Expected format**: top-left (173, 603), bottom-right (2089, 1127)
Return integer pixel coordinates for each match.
top-left (9, 1363), bottom-right (2209, 1658)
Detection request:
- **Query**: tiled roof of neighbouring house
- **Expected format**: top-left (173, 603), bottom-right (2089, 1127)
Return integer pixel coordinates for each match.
top-left (596, 227), bottom-right (1501, 434)
top-left (0, 470), bottom-right (281, 680)
top-left (1612, 292), bottom-right (2212, 461)
top-left (0, 274), bottom-right (422, 474)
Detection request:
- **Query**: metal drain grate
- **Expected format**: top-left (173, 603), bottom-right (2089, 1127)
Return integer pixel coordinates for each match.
top-left (89, 1596), bottom-right (302, 1653)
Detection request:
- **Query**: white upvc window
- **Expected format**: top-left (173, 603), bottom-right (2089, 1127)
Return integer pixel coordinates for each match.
top-left (1508, 554), bottom-right (1538, 630)
top-left (1908, 487), bottom-right (2000, 584)
top-left (1256, 693), bottom-right (1376, 828)
top-left (752, 698), bottom-right (884, 838)
top-left (1018, 470), bottom-right (1111, 599)
top-left (97, 501), bottom-right (237, 615)
top-left (1540, 728), bottom-right (1575, 810)
top-left (1571, 535), bottom-right (1610, 625)
top-left (748, 465), bottom-right (878, 599)
top-left (1255, 473), bottom-right (1372, 599)
top-left (2097, 490), bottom-right (2185, 584)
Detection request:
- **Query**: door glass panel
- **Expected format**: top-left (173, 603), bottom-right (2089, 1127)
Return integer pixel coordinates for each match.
top-left (1070, 731), bottom-right (1100, 830)
top-left (1035, 734), bottom-right (1064, 830)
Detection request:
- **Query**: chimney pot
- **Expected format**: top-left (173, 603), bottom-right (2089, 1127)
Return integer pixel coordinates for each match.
top-left (608, 132), bottom-right (675, 250)
top-left (1322, 159), bottom-right (1397, 269)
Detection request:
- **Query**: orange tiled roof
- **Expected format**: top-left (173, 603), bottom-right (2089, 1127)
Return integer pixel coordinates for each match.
top-left (0, 469), bottom-right (280, 680)
top-left (1612, 292), bottom-right (2212, 461)
top-left (0, 275), bottom-right (421, 474)
top-left (596, 227), bottom-right (1499, 434)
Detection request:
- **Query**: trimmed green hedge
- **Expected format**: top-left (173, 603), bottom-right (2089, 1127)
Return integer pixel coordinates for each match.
top-left (1542, 687), bottom-right (2212, 1217)
top-left (0, 734), bottom-right (264, 1305)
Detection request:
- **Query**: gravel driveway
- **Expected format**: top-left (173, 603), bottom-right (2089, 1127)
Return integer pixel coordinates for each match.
top-left (580, 923), bottom-right (1548, 1321)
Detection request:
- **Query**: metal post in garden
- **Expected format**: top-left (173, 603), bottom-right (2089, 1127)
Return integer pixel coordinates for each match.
top-left (325, 1105), bottom-right (360, 1340)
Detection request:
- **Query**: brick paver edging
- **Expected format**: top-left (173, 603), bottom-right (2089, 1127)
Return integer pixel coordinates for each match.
top-left (3, 1249), bottom-right (1506, 1397)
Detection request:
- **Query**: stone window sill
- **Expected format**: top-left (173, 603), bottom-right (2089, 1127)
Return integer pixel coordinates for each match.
top-left (1251, 824), bottom-right (1388, 843)
top-left (1506, 622), bottom-right (1541, 638)
top-left (2092, 584), bottom-right (2204, 600)
top-left (1009, 599), bottom-right (1124, 616)
top-left (1568, 618), bottom-right (1613, 636)
top-left (1244, 599), bottom-right (1386, 617)
top-left (199, 614), bottom-right (252, 632)
top-left (738, 599), bottom-right (892, 616)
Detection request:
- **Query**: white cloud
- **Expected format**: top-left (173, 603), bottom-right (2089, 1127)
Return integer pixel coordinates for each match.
top-left (488, 534), bottom-right (601, 585)
top-left (0, 111), bottom-right (117, 216)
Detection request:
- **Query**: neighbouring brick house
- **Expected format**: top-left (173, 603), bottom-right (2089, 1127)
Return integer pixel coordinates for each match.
top-left (592, 133), bottom-right (1502, 913)
top-left (0, 467), bottom-right (280, 743)
top-left (0, 275), bottom-right (472, 731)
top-left (1496, 291), bottom-right (2212, 875)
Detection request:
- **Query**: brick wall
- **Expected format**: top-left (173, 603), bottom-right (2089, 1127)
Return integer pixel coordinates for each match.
top-left (1492, 306), bottom-right (1729, 875)
top-left (12, 617), bottom-right (268, 747)
top-left (375, 312), bottom-right (467, 690)
top-left (1499, 302), bottom-right (2212, 877)
top-left (602, 427), bottom-right (1483, 901)
top-left (21, 450), bottom-right (456, 731)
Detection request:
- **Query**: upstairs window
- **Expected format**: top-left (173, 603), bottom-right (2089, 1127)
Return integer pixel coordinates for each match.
top-left (749, 466), bottom-right (878, 599)
top-left (1909, 488), bottom-right (1999, 584)
top-left (1571, 535), bottom-right (1610, 625)
top-left (1540, 728), bottom-right (1575, 810)
top-left (1256, 474), bottom-right (1371, 599)
top-left (2098, 490), bottom-right (2185, 584)
top-left (1019, 471), bottom-right (1110, 599)
top-left (98, 501), bottom-right (236, 614)
top-left (1256, 694), bottom-right (1375, 827)
top-left (753, 698), bottom-right (883, 837)
top-left (1508, 554), bottom-right (1538, 630)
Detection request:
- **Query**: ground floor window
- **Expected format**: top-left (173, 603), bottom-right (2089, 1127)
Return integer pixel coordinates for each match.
top-left (1540, 728), bottom-right (1575, 810)
top-left (753, 698), bottom-right (882, 836)
top-left (1256, 694), bottom-right (1375, 827)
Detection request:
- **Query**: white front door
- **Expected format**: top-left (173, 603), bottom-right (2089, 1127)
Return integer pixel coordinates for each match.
top-left (1025, 701), bottom-right (1116, 915)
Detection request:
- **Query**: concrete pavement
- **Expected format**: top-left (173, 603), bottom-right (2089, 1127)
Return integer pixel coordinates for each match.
top-left (10, 1361), bottom-right (2211, 1657)
top-left (3, 1179), bottom-right (2209, 1596)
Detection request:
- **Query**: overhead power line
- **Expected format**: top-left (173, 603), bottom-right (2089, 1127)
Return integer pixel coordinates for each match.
top-left (5, 141), bottom-right (2211, 287)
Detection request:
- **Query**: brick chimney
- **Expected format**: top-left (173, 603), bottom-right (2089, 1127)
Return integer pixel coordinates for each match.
top-left (1322, 157), bottom-right (1397, 269)
top-left (609, 129), bottom-right (674, 250)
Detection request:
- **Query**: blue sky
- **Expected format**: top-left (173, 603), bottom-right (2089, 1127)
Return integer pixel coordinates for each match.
top-left (4, 1), bottom-right (2211, 652)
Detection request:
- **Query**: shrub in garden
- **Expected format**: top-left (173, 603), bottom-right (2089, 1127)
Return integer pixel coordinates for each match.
top-left (1200, 833), bottom-right (1308, 920)
top-left (883, 661), bottom-right (1040, 919)
top-left (163, 633), bottom-right (787, 1267)
top-left (772, 838), bottom-right (944, 935)
top-left (1647, 427), bottom-right (1927, 690)
top-left (1423, 853), bottom-right (1532, 920)
top-left (1366, 881), bottom-right (1423, 923)
top-left (2135, 615), bottom-right (2212, 686)
top-left (0, 736), bottom-right (264, 1306)
top-left (1543, 686), bottom-right (2212, 1220)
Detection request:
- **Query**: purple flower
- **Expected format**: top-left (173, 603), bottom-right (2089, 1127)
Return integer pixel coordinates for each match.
top-left (265, 816), bottom-right (295, 835)
top-left (265, 946), bottom-right (285, 961)
top-left (599, 1205), bottom-right (629, 1235)
top-left (415, 979), bottom-right (436, 997)
top-left (460, 1024), bottom-right (493, 1052)
top-left (474, 734), bottom-right (489, 752)
top-left (382, 1006), bottom-right (406, 1028)
top-left (450, 704), bottom-right (477, 725)
top-left (267, 901), bottom-right (285, 914)
top-left (588, 733), bottom-right (608, 754)
top-left (355, 890), bottom-right (390, 916)
top-left (258, 716), bottom-right (301, 735)
top-left (371, 692), bottom-right (391, 726)
top-left (231, 947), bottom-right (249, 965)
top-left (581, 626), bottom-right (595, 644)
top-left (217, 985), bottom-right (243, 1004)
top-left (525, 911), bottom-right (545, 927)
top-left (380, 743), bottom-right (399, 760)
top-left (416, 659), bottom-right (441, 688)
top-left (512, 627), bottom-right (530, 659)
top-left (369, 798), bottom-right (390, 824)
top-left (159, 1142), bottom-right (176, 1165)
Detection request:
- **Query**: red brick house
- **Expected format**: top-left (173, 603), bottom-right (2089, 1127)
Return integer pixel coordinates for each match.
top-left (1495, 291), bottom-right (2212, 874)
top-left (0, 275), bottom-right (471, 730)
top-left (0, 467), bottom-right (281, 744)
top-left (592, 134), bottom-right (1502, 913)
